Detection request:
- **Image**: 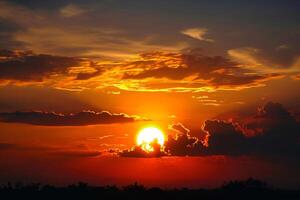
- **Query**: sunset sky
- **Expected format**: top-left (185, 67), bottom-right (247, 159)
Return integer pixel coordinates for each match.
top-left (0, 0), bottom-right (300, 188)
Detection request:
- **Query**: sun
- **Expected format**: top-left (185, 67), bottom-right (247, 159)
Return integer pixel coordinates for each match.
top-left (137, 127), bottom-right (165, 152)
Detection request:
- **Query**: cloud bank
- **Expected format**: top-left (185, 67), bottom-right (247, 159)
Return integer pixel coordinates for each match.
top-left (0, 110), bottom-right (146, 126)
top-left (120, 102), bottom-right (300, 158)
top-left (0, 48), bottom-right (288, 92)
top-left (0, 49), bottom-right (84, 82)
top-left (121, 50), bottom-right (282, 92)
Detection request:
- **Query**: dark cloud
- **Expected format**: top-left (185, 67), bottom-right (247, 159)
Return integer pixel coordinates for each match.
top-left (0, 110), bottom-right (145, 126)
top-left (164, 131), bottom-right (204, 156)
top-left (242, 102), bottom-right (300, 157)
top-left (0, 142), bottom-right (16, 150)
top-left (75, 70), bottom-right (102, 80)
top-left (164, 123), bottom-right (205, 156)
top-left (74, 61), bottom-right (105, 80)
top-left (120, 102), bottom-right (300, 158)
top-left (257, 102), bottom-right (295, 120)
top-left (201, 102), bottom-right (300, 157)
top-left (0, 49), bottom-right (81, 81)
top-left (119, 139), bottom-right (167, 157)
top-left (201, 120), bottom-right (249, 156)
top-left (122, 52), bottom-right (237, 81)
top-left (122, 51), bottom-right (281, 89)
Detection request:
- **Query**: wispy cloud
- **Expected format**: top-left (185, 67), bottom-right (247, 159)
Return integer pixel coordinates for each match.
top-left (60, 4), bottom-right (88, 18)
top-left (228, 47), bottom-right (300, 74)
top-left (181, 27), bottom-right (214, 42)
top-left (0, 1), bottom-right (186, 60)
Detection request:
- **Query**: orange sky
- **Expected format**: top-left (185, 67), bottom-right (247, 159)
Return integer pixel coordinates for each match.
top-left (0, 0), bottom-right (300, 188)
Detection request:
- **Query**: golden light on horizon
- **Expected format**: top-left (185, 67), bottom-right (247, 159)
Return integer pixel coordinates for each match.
top-left (136, 127), bottom-right (165, 152)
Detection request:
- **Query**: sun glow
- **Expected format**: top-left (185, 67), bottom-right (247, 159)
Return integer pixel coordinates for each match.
top-left (137, 127), bottom-right (165, 152)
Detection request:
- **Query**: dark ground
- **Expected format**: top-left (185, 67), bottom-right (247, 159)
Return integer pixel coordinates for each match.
top-left (0, 178), bottom-right (299, 200)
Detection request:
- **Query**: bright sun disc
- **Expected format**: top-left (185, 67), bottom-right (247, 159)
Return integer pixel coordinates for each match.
top-left (137, 127), bottom-right (165, 152)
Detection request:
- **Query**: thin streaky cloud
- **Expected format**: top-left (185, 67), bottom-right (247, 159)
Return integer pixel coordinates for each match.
top-left (181, 27), bottom-right (214, 42)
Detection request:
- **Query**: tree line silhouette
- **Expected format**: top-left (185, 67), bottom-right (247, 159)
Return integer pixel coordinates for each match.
top-left (0, 178), bottom-right (299, 199)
